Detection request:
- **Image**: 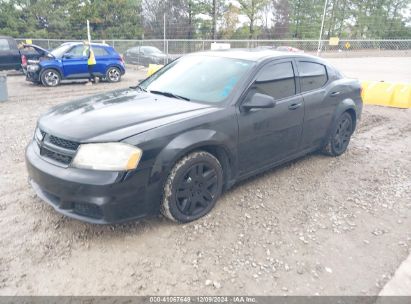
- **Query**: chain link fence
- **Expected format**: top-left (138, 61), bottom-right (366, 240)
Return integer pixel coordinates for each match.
top-left (16, 38), bottom-right (411, 62)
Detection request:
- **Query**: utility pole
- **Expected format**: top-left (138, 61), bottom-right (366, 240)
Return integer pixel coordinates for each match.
top-left (163, 13), bottom-right (167, 65)
top-left (317, 0), bottom-right (328, 56)
top-left (212, 0), bottom-right (217, 40)
top-left (87, 20), bottom-right (91, 44)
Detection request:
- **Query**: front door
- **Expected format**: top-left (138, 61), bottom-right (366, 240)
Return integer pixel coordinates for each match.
top-left (62, 45), bottom-right (89, 78)
top-left (237, 60), bottom-right (304, 174)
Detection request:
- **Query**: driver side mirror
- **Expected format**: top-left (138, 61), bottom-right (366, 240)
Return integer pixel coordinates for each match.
top-left (63, 53), bottom-right (74, 59)
top-left (241, 93), bottom-right (276, 111)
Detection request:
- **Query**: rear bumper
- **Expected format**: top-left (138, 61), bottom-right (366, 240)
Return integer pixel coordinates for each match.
top-left (25, 141), bottom-right (153, 224)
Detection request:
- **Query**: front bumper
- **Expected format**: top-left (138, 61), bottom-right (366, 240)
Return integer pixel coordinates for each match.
top-left (26, 71), bottom-right (40, 83)
top-left (25, 141), bottom-right (152, 224)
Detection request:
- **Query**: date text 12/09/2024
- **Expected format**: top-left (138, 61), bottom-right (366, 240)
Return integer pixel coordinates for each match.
top-left (149, 296), bottom-right (257, 303)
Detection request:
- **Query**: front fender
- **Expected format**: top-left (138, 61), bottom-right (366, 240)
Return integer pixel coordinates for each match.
top-left (126, 128), bottom-right (236, 216)
top-left (39, 62), bottom-right (64, 77)
top-left (150, 129), bottom-right (236, 184)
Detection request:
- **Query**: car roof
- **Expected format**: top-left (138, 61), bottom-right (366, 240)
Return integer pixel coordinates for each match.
top-left (61, 42), bottom-right (110, 47)
top-left (190, 48), bottom-right (321, 63)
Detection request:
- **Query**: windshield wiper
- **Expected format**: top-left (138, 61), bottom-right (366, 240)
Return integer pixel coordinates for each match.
top-left (130, 84), bottom-right (147, 92)
top-left (149, 90), bottom-right (190, 101)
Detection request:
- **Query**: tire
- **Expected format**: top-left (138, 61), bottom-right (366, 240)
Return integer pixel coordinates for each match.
top-left (106, 67), bottom-right (121, 83)
top-left (41, 69), bottom-right (61, 87)
top-left (161, 151), bottom-right (224, 223)
top-left (322, 112), bottom-right (354, 156)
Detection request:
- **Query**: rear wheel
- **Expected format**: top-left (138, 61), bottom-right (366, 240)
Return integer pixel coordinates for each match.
top-left (322, 112), bottom-right (354, 156)
top-left (41, 69), bottom-right (61, 87)
top-left (161, 151), bottom-right (223, 223)
top-left (106, 67), bottom-right (121, 83)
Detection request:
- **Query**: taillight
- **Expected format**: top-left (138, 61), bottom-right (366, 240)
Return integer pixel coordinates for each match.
top-left (120, 55), bottom-right (125, 64)
top-left (21, 54), bottom-right (27, 66)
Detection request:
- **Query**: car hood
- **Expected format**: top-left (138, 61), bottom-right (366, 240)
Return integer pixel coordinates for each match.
top-left (38, 88), bottom-right (217, 142)
top-left (23, 44), bottom-right (54, 58)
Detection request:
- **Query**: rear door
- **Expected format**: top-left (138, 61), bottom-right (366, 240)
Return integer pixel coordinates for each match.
top-left (0, 38), bottom-right (21, 70)
top-left (237, 59), bottom-right (304, 174)
top-left (296, 60), bottom-right (335, 149)
top-left (62, 45), bottom-right (88, 78)
top-left (92, 46), bottom-right (111, 77)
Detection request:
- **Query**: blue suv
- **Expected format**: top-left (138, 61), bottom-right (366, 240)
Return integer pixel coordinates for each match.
top-left (26, 42), bottom-right (126, 86)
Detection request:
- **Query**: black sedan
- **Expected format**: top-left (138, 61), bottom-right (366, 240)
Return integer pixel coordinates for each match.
top-left (26, 50), bottom-right (362, 224)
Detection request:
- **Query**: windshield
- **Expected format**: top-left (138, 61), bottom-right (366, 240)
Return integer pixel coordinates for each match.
top-left (140, 55), bottom-right (254, 104)
top-left (144, 46), bottom-right (162, 54)
top-left (50, 44), bottom-right (72, 58)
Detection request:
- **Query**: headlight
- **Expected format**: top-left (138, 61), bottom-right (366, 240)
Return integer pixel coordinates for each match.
top-left (34, 127), bottom-right (44, 143)
top-left (27, 65), bottom-right (39, 72)
top-left (72, 143), bottom-right (142, 171)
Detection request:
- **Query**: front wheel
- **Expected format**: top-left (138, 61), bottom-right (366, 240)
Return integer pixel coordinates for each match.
top-left (322, 112), bottom-right (354, 156)
top-left (161, 151), bottom-right (224, 223)
top-left (106, 67), bottom-right (121, 83)
top-left (41, 69), bottom-right (61, 87)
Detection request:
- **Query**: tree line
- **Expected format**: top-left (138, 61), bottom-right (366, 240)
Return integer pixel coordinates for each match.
top-left (0, 0), bottom-right (410, 40)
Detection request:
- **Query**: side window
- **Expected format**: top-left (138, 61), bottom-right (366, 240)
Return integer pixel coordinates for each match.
top-left (0, 39), bottom-right (10, 51)
top-left (254, 61), bottom-right (296, 100)
top-left (298, 61), bottom-right (328, 92)
top-left (69, 45), bottom-right (86, 58)
top-left (93, 47), bottom-right (109, 57)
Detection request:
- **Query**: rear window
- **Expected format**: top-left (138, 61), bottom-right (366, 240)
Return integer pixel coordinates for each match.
top-left (93, 47), bottom-right (109, 56)
top-left (298, 61), bottom-right (328, 92)
top-left (0, 39), bottom-right (10, 51)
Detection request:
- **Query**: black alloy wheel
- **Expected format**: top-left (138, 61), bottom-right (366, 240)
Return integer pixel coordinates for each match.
top-left (161, 151), bottom-right (223, 223)
top-left (322, 112), bottom-right (354, 156)
top-left (175, 162), bottom-right (219, 217)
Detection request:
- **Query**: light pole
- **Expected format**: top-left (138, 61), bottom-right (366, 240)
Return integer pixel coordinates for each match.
top-left (163, 13), bottom-right (167, 65)
top-left (317, 0), bottom-right (328, 56)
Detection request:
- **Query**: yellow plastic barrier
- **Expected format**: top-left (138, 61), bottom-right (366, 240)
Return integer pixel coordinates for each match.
top-left (361, 81), bottom-right (369, 101)
top-left (147, 64), bottom-right (164, 77)
top-left (361, 81), bottom-right (411, 109)
top-left (391, 83), bottom-right (411, 109)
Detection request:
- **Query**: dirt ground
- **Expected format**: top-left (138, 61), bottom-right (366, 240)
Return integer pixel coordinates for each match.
top-left (0, 60), bottom-right (410, 295)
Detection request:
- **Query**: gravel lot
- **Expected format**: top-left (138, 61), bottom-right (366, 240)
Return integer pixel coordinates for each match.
top-left (0, 59), bottom-right (410, 295)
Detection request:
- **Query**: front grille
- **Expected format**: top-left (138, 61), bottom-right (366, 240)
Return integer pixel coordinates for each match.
top-left (37, 129), bottom-right (79, 165)
top-left (40, 147), bottom-right (73, 165)
top-left (49, 135), bottom-right (80, 151)
top-left (73, 202), bottom-right (103, 219)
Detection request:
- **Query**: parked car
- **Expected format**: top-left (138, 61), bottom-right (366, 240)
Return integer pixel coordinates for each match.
top-left (25, 42), bottom-right (125, 86)
top-left (0, 36), bottom-right (44, 71)
top-left (124, 46), bottom-right (179, 66)
top-left (26, 49), bottom-right (362, 224)
top-left (276, 46), bottom-right (304, 53)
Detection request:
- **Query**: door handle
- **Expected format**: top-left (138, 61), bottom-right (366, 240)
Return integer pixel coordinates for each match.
top-left (288, 102), bottom-right (302, 110)
top-left (330, 91), bottom-right (341, 97)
